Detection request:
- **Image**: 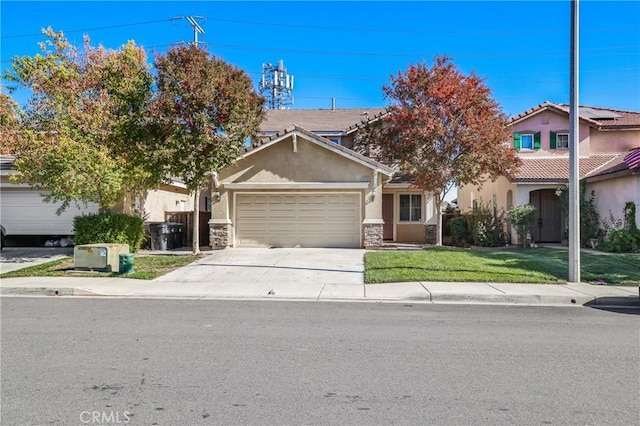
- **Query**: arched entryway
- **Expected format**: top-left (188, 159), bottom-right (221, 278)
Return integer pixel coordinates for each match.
top-left (529, 189), bottom-right (562, 243)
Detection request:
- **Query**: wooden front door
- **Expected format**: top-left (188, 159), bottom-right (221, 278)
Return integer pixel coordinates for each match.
top-left (529, 189), bottom-right (562, 242)
top-left (382, 194), bottom-right (394, 240)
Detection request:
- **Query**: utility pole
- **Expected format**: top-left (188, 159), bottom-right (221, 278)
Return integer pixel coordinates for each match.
top-left (568, 0), bottom-right (580, 283)
top-left (184, 16), bottom-right (205, 47)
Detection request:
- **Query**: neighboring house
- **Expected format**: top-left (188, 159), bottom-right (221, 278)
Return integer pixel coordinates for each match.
top-left (208, 108), bottom-right (441, 248)
top-left (458, 102), bottom-right (640, 244)
top-left (0, 154), bottom-right (210, 245)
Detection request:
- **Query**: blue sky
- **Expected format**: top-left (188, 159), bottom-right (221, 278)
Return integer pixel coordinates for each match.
top-left (1, 1), bottom-right (639, 117)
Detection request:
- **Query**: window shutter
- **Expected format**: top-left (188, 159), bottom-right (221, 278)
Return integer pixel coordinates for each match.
top-left (534, 132), bottom-right (541, 150)
top-left (550, 131), bottom-right (557, 149)
top-left (513, 132), bottom-right (521, 149)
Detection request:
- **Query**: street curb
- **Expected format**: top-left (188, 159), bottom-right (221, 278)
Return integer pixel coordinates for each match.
top-left (2, 287), bottom-right (638, 306)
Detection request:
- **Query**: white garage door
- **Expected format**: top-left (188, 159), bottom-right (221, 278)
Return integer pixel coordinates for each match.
top-left (235, 193), bottom-right (361, 248)
top-left (0, 189), bottom-right (99, 235)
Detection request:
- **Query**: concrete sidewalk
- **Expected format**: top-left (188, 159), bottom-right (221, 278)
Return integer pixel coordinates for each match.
top-left (1, 275), bottom-right (638, 306)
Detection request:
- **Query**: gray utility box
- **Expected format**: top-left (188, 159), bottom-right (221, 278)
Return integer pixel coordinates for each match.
top-left (74, 244), bottom-right (130, 273)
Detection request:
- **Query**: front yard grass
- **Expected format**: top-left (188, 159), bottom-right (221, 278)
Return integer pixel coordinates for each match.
top-left (0, 255), bottom-right (201, 280)
top-left (365, 247), bottom-right (640, 285)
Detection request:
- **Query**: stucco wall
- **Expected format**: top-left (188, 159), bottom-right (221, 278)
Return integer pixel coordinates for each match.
top-left (221, 135), bottom-right (375, 184)
top-left (213, 133), bottom-right (387, 247)
top-left (588, 174), bottom-right (640, 226)
top-left (510, 110), bottom-right (591, 156)
top-left (458, 175), bottom-right (515, 213)
top-left (590, 129), bottom-right (640, 153)
top-left (142, 186), bottom-right (196, 223)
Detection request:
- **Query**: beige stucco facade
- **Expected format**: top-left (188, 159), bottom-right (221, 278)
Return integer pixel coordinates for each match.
top-left (210, 130), bottom-right (392, 248)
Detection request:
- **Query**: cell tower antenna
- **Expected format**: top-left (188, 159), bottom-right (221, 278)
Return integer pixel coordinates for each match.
top-left (259, 59), bottom-right (294, 110)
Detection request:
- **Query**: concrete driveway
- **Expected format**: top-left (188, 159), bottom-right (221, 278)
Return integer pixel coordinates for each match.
top-left (155, 247), bottom-right (364, 289)
top-left (0, 247), bottom-right (73, 274)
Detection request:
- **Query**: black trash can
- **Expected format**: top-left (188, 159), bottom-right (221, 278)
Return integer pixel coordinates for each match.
top-left (149, 223), bottom-right (169, 251)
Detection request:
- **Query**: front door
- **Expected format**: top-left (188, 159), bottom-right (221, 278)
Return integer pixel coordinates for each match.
top-left (529, 189), bottom-right (562, 242)
top-left (382, 194), bottom-right (394, 240)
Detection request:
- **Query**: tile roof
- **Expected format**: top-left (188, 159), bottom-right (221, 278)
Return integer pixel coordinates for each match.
top-left (586, 148), bottom-right (640, 178)
top-left (513, 154), bottom-right (620, 182)
top-left (508, 101), bottom-right (640, 129)
top-left (260, 108), bottom-right (387, 134)
top-left (387, 171), bottom-right (415, 184)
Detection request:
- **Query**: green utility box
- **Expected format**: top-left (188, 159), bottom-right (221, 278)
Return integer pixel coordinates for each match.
top-left (118, 253), bottom-right (135, 274)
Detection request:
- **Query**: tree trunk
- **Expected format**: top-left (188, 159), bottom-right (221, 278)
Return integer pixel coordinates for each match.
top-left (435, 197), bottom-right (443, 246)
top-left (193, 189), bottom-right (200, 255)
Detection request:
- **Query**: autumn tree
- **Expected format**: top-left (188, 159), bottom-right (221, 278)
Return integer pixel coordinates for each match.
top-left (356, 56), bottom-right (520, 245)
top-left (0, 93), bottom-right (24, 154)
top-left (149, 45), bottom-right (265, 254)
top-left (3, 28), bottom-right (158, 212)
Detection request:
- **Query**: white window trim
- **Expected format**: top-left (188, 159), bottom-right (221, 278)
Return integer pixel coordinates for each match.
top-left (556, 133), bottom-right (569, 149)
top-left (398, 193), bottom-right (423, 223)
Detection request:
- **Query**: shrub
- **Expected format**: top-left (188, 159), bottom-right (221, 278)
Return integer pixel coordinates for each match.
top-left (600, 203), bottom-right (640, 253)
top-left (508, 204), bottom-right (536, 248)
top-left (467, 203), bottom-right (506, 247)
top-left (448, 216), bottom-right (470, 247)
top-left (555, 182), bottom-right (601, 247)
top-left (73, 213), bottom-right (146, 252)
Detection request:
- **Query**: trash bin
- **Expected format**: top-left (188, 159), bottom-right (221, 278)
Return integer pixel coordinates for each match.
top-left (119, 253), bottom-right (135, 274)
top-left (149, 223), bottom-right (169, 251)
top-left (166, 222), bottom-right (184, 249)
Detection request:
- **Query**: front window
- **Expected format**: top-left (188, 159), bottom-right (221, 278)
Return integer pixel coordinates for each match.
top-left (521, 134), bottom-right (534, 150)
top-left (400, 194), bottom-right (422, 222)
top-left (557, 133), bottom-right (569, 149)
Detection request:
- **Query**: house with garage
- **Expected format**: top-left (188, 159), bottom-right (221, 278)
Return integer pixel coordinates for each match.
top-left (0, 154), bottom-right (210, 247)
top-left (208, 108), bottom-right (440, 249)
top-left (458, 102), bottom-right (640, 244)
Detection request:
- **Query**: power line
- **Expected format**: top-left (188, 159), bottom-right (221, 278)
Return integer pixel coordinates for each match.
top-left (202, 16), bottom-right (639, 36)
top-left (208, 42), bottom-right (639, 59)
top-left (1, 17), bottom-right (179, 39)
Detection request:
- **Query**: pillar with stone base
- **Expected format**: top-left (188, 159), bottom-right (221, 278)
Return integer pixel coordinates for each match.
top-left (425, 224), bottom-right (437, 245)
top-left (209, 219), bottom-right (231, 249)
top-left (363, 219), bottom-right (384, 248)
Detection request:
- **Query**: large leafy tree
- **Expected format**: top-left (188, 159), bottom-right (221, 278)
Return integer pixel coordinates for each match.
top-left (3, 28), bottom-right (158, 212)
top-left (0, 93), bottom-right (24, 154)
top-left (149, 45), bottom-right (265, 254)
top-left (357, 56), bottom-right (520, 245)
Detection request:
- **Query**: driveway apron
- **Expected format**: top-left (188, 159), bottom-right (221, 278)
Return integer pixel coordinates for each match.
top-left (153, 248), bottom-right (365, 288)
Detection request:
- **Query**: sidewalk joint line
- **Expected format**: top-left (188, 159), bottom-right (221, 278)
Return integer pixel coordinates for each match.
top-left (486, 283), bottom-right (507, 294)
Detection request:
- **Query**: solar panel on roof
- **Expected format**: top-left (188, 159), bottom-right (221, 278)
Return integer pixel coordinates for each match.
top-left (579, 107), bottom-right (622, 119)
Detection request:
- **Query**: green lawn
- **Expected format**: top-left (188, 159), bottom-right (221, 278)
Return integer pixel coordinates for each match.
top-left (365, 247), bottom-right (640, 285)
top-left (0, 255), bottom-right (201, 280)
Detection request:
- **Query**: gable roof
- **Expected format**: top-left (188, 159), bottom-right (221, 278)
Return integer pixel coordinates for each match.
top-left (513, 154), bottom-right (620, 182)
top-left (260, 108), bottom-right (387, 134)
top-left (508, 101), bottom-right (640, 130)
top-left (245, 125), bottom-right (395, 176)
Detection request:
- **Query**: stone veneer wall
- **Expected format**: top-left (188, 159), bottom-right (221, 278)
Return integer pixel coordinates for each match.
top-left (426, 224), bottom-right (437, 245)
top-left (210, 222), bottom-right (230, 249)
top-left (363, 223), bottom-right (383, 248)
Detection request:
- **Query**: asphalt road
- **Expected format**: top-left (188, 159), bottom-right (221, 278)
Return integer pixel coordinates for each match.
top-left (1, 298), bottom-right (638, 425)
